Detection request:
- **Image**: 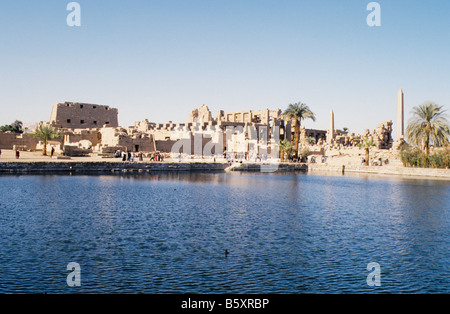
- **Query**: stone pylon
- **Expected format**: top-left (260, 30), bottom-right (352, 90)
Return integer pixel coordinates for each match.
top-left (328, 109), bottom-right (335, 143)
top-left (397, 88), bottom-right (404, 139)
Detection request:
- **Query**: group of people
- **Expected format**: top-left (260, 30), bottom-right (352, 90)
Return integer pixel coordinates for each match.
top-left (224, 152), bottom-right (269, 163)
top-left (120, 151), bottom-right (144, 162)
top-left (150, 152), bottom-right (164, 162)
top-left (114, 150), bottom-right (164, 162)
top-left (361, 157), bottom-right (388, 166)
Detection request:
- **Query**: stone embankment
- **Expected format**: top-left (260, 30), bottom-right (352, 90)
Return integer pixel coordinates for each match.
top-left (0, 161), bottom-right (308, 174)
top-left (228, 163), bottom-right (308, 173)
top-left (0, 161), bottom-right (448, 179)
top-left (0, 161), bottom-right (228, 174)
top-left (309, 163), bottom-right (450, 179)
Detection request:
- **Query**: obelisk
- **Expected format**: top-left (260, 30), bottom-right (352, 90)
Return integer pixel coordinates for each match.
top-left (397, 88), bottom-right (404, 139)
top-left (328, 109), bottom-right (335, 143)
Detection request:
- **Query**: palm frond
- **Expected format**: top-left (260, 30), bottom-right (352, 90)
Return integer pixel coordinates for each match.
top-left (406, 102), bottom-right (450, 154)
top-left (282, 102), bottom-right (316, 122)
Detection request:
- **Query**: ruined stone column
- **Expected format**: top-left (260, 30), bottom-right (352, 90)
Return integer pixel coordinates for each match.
top-left (397, 88), bottom-right (404, 139)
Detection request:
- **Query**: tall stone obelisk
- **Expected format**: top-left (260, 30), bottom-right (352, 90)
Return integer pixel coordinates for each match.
top-left (397, 88), bottom-right (404, 139)
top-left (328, 109), bottom-right (335, 143)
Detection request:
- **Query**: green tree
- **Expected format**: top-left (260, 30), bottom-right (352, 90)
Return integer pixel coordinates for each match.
top-left (31, 125), bottom-right (61, 155)
top-left (406, 103), bottom-right (450, 156)
top-left (283, 102), bottom-right (316, 160)
top-left (0, 120), bottom-right (23, 134)
top-left (359, 136), bottom-right (376, 166)
top-left (279, 140), bottom-right (294, 162)
top-left (11, 120), bottom-right (23, 133)
top-left (0, 125), bottom-right (12, 132)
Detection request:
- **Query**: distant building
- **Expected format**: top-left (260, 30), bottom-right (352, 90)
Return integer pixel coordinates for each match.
top-left (50, 102), bottom-right (119, 129)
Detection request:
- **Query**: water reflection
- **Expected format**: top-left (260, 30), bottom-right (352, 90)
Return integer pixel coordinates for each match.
top-left (0, 173), bottom-right (449, 293)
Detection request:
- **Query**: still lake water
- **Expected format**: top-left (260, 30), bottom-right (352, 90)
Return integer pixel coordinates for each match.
top-left (0, 172), bottom-right (449, 294)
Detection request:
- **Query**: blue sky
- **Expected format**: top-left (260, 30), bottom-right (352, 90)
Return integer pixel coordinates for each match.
top-left (0, 0), bottom-right (449, 136)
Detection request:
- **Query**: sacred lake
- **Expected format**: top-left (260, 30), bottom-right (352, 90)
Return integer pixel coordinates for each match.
top-left (0, 172), bottom-right (448, 293)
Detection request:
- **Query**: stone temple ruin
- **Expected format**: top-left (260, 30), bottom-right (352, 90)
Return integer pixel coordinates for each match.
top-left (0, 92), bottom-right (406, 165)
top-left (322, 117), bottom-right (393, 150)
top-left (50, 102), bottom-right (119, 129)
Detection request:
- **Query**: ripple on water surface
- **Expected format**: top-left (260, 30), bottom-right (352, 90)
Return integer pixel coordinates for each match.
top-left (0, 173), bottom-right (449, 293)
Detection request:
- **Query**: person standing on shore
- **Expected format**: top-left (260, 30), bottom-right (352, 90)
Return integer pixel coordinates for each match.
top-left (15, 150), bottom-right (20, 159)
top-left (0, 148), bottom-right (2, 158)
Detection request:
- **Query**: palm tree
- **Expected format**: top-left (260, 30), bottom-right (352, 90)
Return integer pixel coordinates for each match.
top-left (31, 125), bottom-right (61, 155)
top-left (279, 140), bottom-right (294, 162)
top-left (359, 136), bottom-right (376, 166)
top-left (283, 102), bottom-right (316, 160)
top-left (406, 103), bottom-right (450, 156)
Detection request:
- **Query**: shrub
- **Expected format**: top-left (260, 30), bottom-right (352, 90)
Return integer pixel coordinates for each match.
top-left (299, 147), bottom-right (311, 163)
top-left (306, 137), bottom-right (316, 145)
top-left (400, 147), bottom-right (450, 169)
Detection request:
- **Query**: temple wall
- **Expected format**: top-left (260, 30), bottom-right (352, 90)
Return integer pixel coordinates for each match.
top-left (0, 133), bottom-right (39, 150)
top-left (50, 102), bottom-right (119, 129)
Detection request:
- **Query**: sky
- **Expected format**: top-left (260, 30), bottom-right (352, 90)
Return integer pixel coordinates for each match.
top-left (0, 0), bottom-right (449, 137)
